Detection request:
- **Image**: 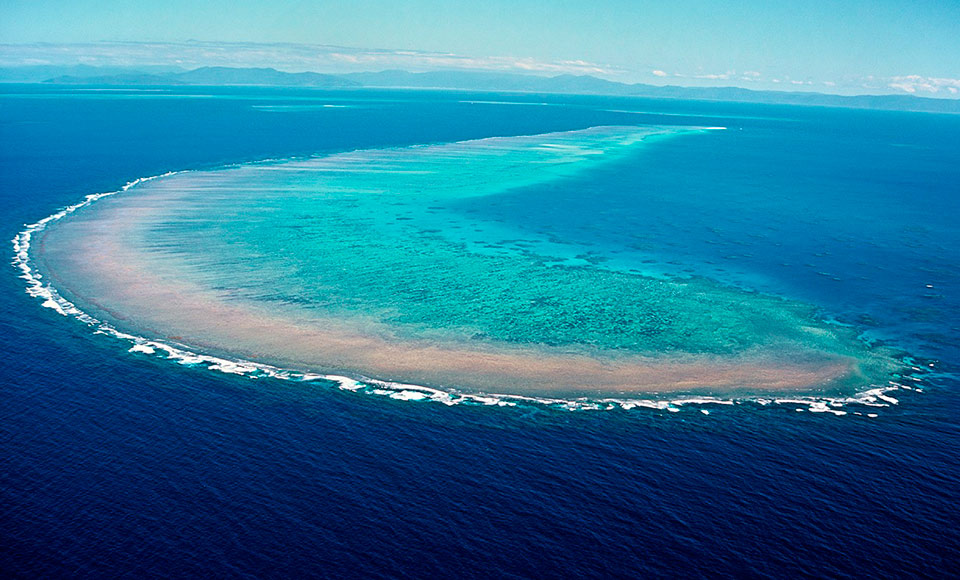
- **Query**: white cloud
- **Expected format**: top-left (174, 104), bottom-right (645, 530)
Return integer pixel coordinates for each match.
top-left (649, 68), bottom-right (739, 81)
top-left (693, 70), bottom-right (735, 80)
top-left (641, 69), bottom-right (958, 98)
top-left (887, 74), bottom-right (960, 95)
top-left (0, 41), bottom-right (622, 77)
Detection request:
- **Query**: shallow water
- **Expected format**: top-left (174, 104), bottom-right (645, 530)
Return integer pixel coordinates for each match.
top-left (31, 125), bottom-right (900, 398)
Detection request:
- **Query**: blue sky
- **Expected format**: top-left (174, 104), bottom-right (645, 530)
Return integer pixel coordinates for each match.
top-left (2, 0), bottom-right (959, 96)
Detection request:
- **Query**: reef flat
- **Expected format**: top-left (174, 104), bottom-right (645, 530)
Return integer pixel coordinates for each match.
top-left (33, 126), bottom-right (898, 397)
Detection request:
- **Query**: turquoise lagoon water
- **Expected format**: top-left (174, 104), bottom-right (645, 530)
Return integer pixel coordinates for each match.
top-left (33, 124), bottom-right (897, 398)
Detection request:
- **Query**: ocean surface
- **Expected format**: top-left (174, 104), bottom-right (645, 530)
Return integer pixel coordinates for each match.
top-left (2, 85), bottom-right (960, 577)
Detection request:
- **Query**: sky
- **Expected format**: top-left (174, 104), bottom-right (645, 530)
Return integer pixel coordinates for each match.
top-left (2, 0), bottom-right (959, 97)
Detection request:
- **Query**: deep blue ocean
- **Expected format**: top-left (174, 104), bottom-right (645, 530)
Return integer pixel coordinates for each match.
top-left (2, 85), bottom-right (959, 578)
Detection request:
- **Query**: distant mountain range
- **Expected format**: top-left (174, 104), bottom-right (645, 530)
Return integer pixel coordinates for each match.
top-left (341, 70), bottom-right (960, 113)
top-left (2, 65), bottom-right (958, 113)
top-left (339, 70), bottom-right (629, 93)
top-left (42, 66), bottom-right (361, 88)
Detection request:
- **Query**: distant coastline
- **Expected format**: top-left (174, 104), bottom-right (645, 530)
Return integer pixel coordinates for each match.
top-left (2, 65), bottom-right (959, 114)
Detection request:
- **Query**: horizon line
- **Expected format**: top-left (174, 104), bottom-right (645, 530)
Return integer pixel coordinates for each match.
top-left (2, 40), bottom-right (958, 101)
